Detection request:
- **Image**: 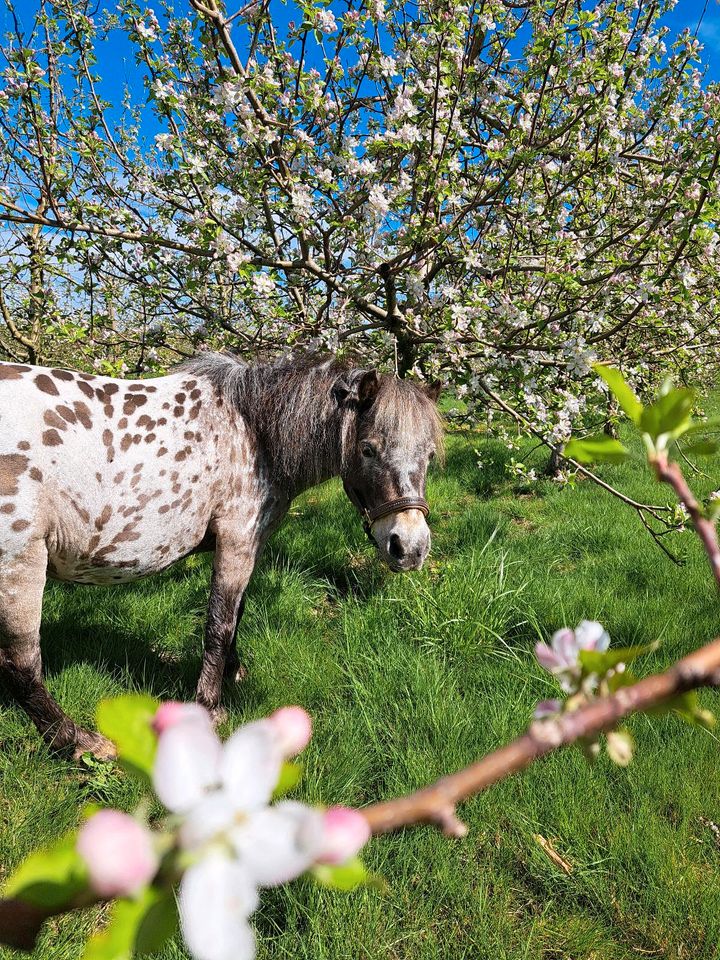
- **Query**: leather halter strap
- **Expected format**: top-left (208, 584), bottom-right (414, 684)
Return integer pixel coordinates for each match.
top-left (366, 497), bottom-right (429, 527)
top-left (362, 496), bottom-right (430, 537)
top-left (343, 482), bottom-right (430, 539)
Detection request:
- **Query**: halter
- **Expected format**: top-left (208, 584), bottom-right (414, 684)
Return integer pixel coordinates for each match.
top-left (343, 482), bottom-right (430, 539)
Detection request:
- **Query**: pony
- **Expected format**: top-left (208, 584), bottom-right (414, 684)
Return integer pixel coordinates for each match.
top-left (0, 353), bottom-right (442, 758)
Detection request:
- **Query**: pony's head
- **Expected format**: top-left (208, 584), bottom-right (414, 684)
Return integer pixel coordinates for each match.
top-left (335, 370), bottom-right (443, 572)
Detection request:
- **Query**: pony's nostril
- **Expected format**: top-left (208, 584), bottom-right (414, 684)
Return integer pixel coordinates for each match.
top-left (388, 534), bottom-right (405, 560)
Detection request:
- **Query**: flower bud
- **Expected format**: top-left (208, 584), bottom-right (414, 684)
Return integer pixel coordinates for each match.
top-left (268, 706), bottom-right (312, 757)
top-left (77, 810), bottom-right (159, 898)
top-left (316, 807), bottom-right (371, 865)
top-left (153, 701), bottom-right (212, 735)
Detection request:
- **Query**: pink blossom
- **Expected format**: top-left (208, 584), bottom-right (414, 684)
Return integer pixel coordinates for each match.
top-left (268, 706), bottom-right (312, 757)
top-left (77, 810), bottom-right (159, 898)
top-left (153, 700), bottom-right (211, 734)
top-left (316, 807), bottom-right (371, 865)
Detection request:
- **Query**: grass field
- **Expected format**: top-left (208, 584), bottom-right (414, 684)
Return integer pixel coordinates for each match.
top-left (2, 425), bottom-right (720, 960)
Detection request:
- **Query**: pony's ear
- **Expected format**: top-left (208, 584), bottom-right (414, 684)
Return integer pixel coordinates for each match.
top-left (332, 370), bottom-right (380, 409)
top-left (424, 380), bottom-right (441, 402)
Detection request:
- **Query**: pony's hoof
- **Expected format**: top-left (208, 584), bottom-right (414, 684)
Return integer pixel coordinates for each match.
top-left (224, 659), bottom-right (248, 683)
top-left (73, 731), bottom-right (117, 762)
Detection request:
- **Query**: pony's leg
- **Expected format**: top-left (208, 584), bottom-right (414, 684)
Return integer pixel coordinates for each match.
top-left (0, 540), bottom-right (115, 760)
top-left (223, 596), bottom-right (247, 683)
top-left (196, 528), bottom-right (256, 719)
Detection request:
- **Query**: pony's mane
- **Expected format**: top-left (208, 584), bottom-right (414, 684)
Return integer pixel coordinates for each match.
top-left (183, 352), bottom-right (444, 489)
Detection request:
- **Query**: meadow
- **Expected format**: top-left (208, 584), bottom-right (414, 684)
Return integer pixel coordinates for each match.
top-left (2, 425), bottom-right (720, 960)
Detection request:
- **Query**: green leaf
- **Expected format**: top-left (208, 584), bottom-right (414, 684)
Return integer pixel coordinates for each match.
top-left (579, 641), bottom-right (659, 674)
top-left (83, 887), bottom-right (178, 960)
top-left (607, 668), bottom-right (638, 692)
top-left (669, 690), bottom-right (716, 730)
top-left (272, 761), bottom-right (303, 799)
top-left (593, 365), bottom-right (642, 423)
top-left (564, 435), bottom-right (629, 464)
top-left (96, 694), bottom-right (159, 780)
top-left (3, 833), bottom-right (88, 909)
top-left (639, 388), bottom-right (695, 441)
top-left (312, 857), bottom-right (369, 892)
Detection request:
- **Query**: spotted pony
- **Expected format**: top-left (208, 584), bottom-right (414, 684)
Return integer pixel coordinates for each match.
top-left (0, 353), bottom-right (442, 758)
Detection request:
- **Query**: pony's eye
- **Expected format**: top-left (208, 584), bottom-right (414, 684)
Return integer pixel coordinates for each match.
top-left (361, 443), bottom-right (376, 459)
top-left (429, 449), bottom-right (436, 461)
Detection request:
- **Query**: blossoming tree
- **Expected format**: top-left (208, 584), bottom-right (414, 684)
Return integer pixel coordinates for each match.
top-left (1, 0), bottom-right (719, 450)
top-left (1, 370), bottom-right (720, 960)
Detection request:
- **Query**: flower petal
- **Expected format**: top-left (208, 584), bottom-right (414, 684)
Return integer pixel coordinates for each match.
top-left (76, 810), bottom-right (158, 898)
top-left (533, 699), bottom-right (562, 720)
top-left (153, 718), bottom-right (223, 814)
top-left (551, 627), bottom-right (579, 666)
top-left (535, 642), bottom-right (562, 672)
top-left (179, 789), bottom-right (238, 852)
top-left (230, 801), bottom-right (324, 887)
top-left (268, 706), bottom-right (312, 757)
top-left (316, 807), bottom-right (371, 865)
top-left (220, 721), bottom-right (283, 811)
top-left (180, 855), bottom-right (258, 960)
top-left (575, 620), bottom-right (610, 652)
top-left (153, 701), bottom-right (213, 735)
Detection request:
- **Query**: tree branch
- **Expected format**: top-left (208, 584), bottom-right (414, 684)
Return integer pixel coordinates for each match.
top-left (362, 636), bottom-right (720, 835)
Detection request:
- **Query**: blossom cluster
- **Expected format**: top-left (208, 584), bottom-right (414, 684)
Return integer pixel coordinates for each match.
top-left (75, 703), bottom-right (370, 960)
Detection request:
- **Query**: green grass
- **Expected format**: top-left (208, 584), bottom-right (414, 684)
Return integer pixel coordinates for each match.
top-left (3, 425), bottom-right (720, 960)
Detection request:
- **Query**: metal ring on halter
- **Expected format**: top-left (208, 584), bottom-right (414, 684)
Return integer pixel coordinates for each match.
top-left (362, 497), bottom-right (430, 537)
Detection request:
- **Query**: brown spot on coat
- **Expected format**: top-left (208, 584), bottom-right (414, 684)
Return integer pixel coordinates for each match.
top-left (113, 526), bottom-right (141, 543)
top-left (42, 429), bottom-right (63, 447)
top-left (56, 404), bottom-right (77, 425)
top-left (71, 500), bottom-right (90, 524)
top-left (51, 368), bottom-right (74, 381)
top-left (73, 402), bottom-right (93, 429)
top-left (145, 433), bottom-right (157, 443)
top-left (44, 410), bottom-right (67, 431)
top-left (102, 429), bottom-right (113, 447)
top-left (118, 418), bottom-right (128, 430)
top-left (17, 441), bottom-right (30, 451)
top-left (77, 381), bottom-right (94, 399)
top-left (0, 363), bottom-right (31, 380)
top-left (120, 434), bottom-right (133, 452)
top-left (11, 519), bottom-right (30, 532)
top-left (174, 406), bottom-right (185, 417)
top-left (35, 374), bottom-right (59, 396)
top-left (0, 453), bottom-right (29, 497)
top-left (29, 467), bottom-right (42, 482)
top-left (94, 544), bottom-right (117, 560)
top-left (123, 394), bottom-right (147, 415)
top-left (0, 503), bottom-right (16, 514)
top-left (96, 505), bottom-right (113, 530)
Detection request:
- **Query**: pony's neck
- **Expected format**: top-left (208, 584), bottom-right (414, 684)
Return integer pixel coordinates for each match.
top-left (239, 362), bottom-right (349, 498)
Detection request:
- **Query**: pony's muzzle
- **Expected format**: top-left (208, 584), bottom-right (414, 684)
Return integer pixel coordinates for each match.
top-left (372, 510), bottom-right (431, 572)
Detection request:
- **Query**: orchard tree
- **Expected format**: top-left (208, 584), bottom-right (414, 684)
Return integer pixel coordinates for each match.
top-left (0, 0), bottom-right (719, 440)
